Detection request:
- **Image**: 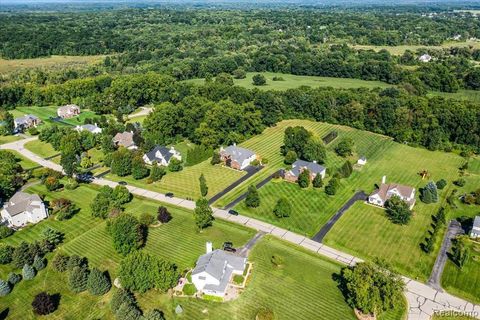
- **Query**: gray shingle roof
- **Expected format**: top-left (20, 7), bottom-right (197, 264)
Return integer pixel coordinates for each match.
top-left (80, 124), bottom-right (101, 132)
top-left (14, 114), bottom-right (39, 125)
top-left (221, 145), bottom-right (255, 164)
top-left (289, 160), bottom-right (325, 177)
top-left (3, 192), bottom-right (42, 217)
top-left (145, 146), bottom-right (173, 163)
top-left (192, 249), bottom-right (245, 280)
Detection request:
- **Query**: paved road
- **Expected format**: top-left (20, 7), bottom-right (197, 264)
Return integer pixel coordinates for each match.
top-left (237, 231), bottom-right (266, 257)
top-left (208, 165), bottom-right (263, 205)
top-left (427, 220), bottom-right (464, 291)
top-left (312, 190), bottom-right (368, 243)
top-left (222, 169), bottom-right (283, 210)
top-left (2, 137), bottom-right (479, 320)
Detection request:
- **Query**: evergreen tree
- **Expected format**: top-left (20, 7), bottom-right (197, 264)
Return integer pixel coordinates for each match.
top-left (297, 169), bottom-right (310, 188)
top-left (87, 268), bottom-right (111, 295)
top-left (325, 178), bottom-right (340, 195)
top-left (193, 198), bottom-right (214, 230)
top-left (0, 244), bottom-right (14, 264)
top-left (273, 198), bottom-right (292, 218)
top-left (116, 302), bottom-right (142, 320)
top-left (199, 173), bottom-right (208, 197)
top-left (0, 279), bottom-right (11, 296)
top-left (66, 255), bottom-right (87, 271)
top-left (312, 173), bottom-right (323, 188)
top-left (33, 255), bottom-right (46, 271)
top-left (421, 181), bottom-right (438, 204)
top-left (22, 264), bottom-right (36, 280)
top-left (210, 152), bottom-right (221, 165)
top-left (7, 272), bottom-right (21, 285)
top-left (111, 289), bottom-right (136, 312)
top-left (149, 165), bottom-right (166, 182)
top-left (245, 185), bottom-right (260, 208)
top-left (338, 161), bottom-right (353, 178)
top-left (143, 309), bottom-right (166, 320)
top-left (436, 179), bottom-right (447, 190)
top-left (451, 236), bottom-right (470, 269)
top-left (32, 292), bottom-right (57, 315)
top-left (68, 266), bottom-right (89, 293)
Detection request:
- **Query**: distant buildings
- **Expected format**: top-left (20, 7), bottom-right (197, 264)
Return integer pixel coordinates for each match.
top-left (191, 242), bottom-right (246, 298)
top-left (1, 192), bottom-right (48, 228)
top-left (471, 216), bottom-right (480, 238)
top-left (368, 177), bottom-right (416, 209)
top-left (284, 160), bottom-right (326, 183)
top-left (143, 146), bottom-right (181, 166)
top-left (57, 104), bottom-right (81, 119)
top-left (219, 144), bottom-right (257, 170)
top-left (418, 54), bottom-right (432, 63)
top-left (113, 131), bottom-right (137, 150)
top-left (75, 123), bottom-right (102, 134)
top-left (14, 114), bottom-right (41, 132)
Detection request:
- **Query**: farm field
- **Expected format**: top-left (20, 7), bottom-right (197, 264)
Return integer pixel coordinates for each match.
top-left (0, 183), bottom-right (396, 320)
top-left (11, 106), bottom-right (97, 126)
top-left (0, 55), bottom-right (105, 74)
top-left (214, 120), bottom-right (470, 281)
top-left (187, 72), bottom-right (392, 91)
top-left (106, 160), bottom-right (245, 200)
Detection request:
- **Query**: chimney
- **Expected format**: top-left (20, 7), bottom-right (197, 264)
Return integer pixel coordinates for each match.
top-left (382, 176), bottom-right (386, 184)
top-left (313, 160), bottom-right (317, 164)
top-left (233, 142), bottom-right (236, 147)
top-left (94, 122), bottom-right (98, 127)
top-left (206, 242), bottom-right (213, 254)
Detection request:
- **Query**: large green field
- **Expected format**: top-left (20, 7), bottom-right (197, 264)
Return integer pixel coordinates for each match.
top-left (0, 55), bottom-right (105, 75)
top-left (106, 160), bottom-right (245, 200)
top-left (214, 120), bottom-right (474, 283)
top-left (0, 183), bottom-right (401, 320)
top-left (24, 139), bottom-right (59, 158)
top-left (187, 72), bottom-right (392, 91)
top-left (11, 106), bottom-right (97, 127)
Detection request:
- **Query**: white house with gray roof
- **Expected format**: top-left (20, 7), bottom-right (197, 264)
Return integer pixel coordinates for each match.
top-left (75, 123), bottom-right (102, 134)
top-left (143, 146), bottom-right (181, 166)
top-left (191, 243), bottom-right (246, 298)
top-left (219, 144), bottom-right (257, 170)
top-left (284, 159), bottom-right (326, 183)
top-left (471, 216), bottom-right (480, 238)
top-left (1, 192), bottom-right (48, 228)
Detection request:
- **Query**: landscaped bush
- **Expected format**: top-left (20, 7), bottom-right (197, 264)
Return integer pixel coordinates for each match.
top-left (66, 255), bottom-right (88, 271)
top-left (0, 279), bottom-right (11, 296)
top-left (44, 176), bottom-right (61, 191)
top-left (157, 206), bottom-right (172, 224)
top-left (51, 198), bottom-right (77, 221)
top-left (33, 255), bottom-right (46, 271)
top-left (436, 179), bottom-right (447, 190)
top-left (22, 264), bottom-right (36, 280)
top-left (182, 283), bottom-right (197, 295)
top-left (7, 272), bottom-right (21, 285)
top-left (202, 294), bottom-right (223, 302)
top-left (233, 275), bottom-right (244, 285)
top-left (68, 266), bottom-right (89, 293)
top-left (32, 292), bottom-right (58, 315)
top-left (52, 253), bottom-right (70, 272)
top-left (87, 268), bottom-right (111, 295)
top-left (312, 173), bottom-right (323, 188)
top-left (0, 244), bottom-right (14, 264)
top-left (139, 213), bottom-right (155, 226)
top-left (0, 225), bottom-right (13, 239)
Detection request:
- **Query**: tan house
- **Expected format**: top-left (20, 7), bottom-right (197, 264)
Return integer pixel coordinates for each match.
top-left (113, 131), bottom-right (137, 150)
top-left (368, 177), bottom-right (416, 209)
top-left (57, 104), bottom-right (81, 119)
top-left (284, 160), bottom-right (326, 183)
top-left (14, 114), bottom-right (41, 133)
top-left (219, 144), bottom-right (256, 170)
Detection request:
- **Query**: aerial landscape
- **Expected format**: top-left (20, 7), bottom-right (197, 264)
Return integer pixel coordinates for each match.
top-left (1, 0), bottom-right (480, 319)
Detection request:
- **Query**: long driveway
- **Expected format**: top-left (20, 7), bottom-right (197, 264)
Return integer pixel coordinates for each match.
top-left (2, 137), bottom-right (479, 320)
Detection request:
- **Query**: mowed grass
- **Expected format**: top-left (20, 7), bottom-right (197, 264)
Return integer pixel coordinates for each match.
top-left (24, 139), bottom-right (58, 158)
top-left (9, 150), bottom-right (40, 170)
top-left (187, 72), bottom-right (392, 91)
top-left (428, 90), bottom-right (480, 104)
top-left (0, 135), bottom-right (21, 145)
top-left (11, 106), bottom-right (97, 126)
top-left (0, 55), bottom-right (105, 74)
top-left (106, 160), bottom-right (245, 200)
top-left (215, 120), bottom-right (466, 281)
top-left (0, 182), bottom-right (255, 319)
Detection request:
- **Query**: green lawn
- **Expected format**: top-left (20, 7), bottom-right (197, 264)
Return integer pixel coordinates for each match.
top-left (24, 139), bottom-right (58, 158)
top-left (213, 120), bottom-right (470, 282)
top-left (9, 150), bottom-right (40, 170)
top-left (11, 106), bottom-right (97, 127)
top-left (126, 115), bottom-right (148, 124)
top-left (0, 135), bottom-right (21, 145)
top-left (106, 160), bottom-right (245, 200)
top-left (187, 72), bottom-right (392, 91)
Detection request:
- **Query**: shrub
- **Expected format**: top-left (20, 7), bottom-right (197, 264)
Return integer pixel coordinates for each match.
top-left (454, 178), bottom-right (466, 187)
top-left (0, 226), bottom-right (14, 239)
top-left (157, 206), bottom-right (172, 223)
top-left (297, 169), bottom-right (310, 188)
top-left (273, 198), bottom-right (292, 218)
top-left (182, 283), bottom-right (197, 295)
top-left (0, 244), bottom-right (14, 264)
top-left (210, 152), bottom-right (221, 165)
top-left (245, 185), bottom-right (260, 208)
top-left (107, 214), bottom-right (145, 256)
top-left (68, 266), bottom-right (89, 293)
top-left (0, 279), bottom-right (11, 296)
top-left (252, 74), bottom-right (266, 86)
top-left (335, 138), bottom-right (354, 157)
top-left (436, 179), bottom-right (447, 190)
top-left (66, 255), bottom-right (88, 271)
top-left (32, 292), bottom-right (58, 315)
top-left (64, 179), bottom-right (79, 190)
top-left (139, 213), bottom-right (155, 226)
top-left (33, 255), bottom-right (46, 271)
top-left (233, 275), bottom-right (244, 285)
top-left (111, 289), bottom-right (136, 312)
top-left (272, 76), bottom-right (285, 81)
top-left (232, 68), bottom-right (246, 79)
top-left (150, 165), bottom-right (166, 182)
top-left (51, 198), bottom-right (77, 221)
top-left (7, 272), bottom-right (21, 285)
top-left (143, 309), bottom-right (166, 320)
top-left (22, 264), bottom-right (36, 280)
top-left (168, 158), bottom-right (183, 172)
top-left (45, 176), bottom-right (61, 191)
top-left (52, 253), bottom-right (70, 272)
top-left (87, 268), bottom-right (112, 296)
top-left (312, 173), bottom-right (323, 188)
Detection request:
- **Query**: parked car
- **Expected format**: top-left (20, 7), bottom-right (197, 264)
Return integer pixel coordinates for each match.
top-left (228, 209), bottom-right (239, 216)
top-left (118, 181), bottom-right (128, 186)
top-left (165, 192), bottom-right (174, 198)
top-left (222, 242), bottom-right (236, 252)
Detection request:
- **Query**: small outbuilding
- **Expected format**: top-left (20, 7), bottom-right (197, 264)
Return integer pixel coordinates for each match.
top-left (357, 156), bottom-right (367, 166)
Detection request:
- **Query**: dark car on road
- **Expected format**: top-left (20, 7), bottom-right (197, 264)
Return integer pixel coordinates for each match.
top-left (118, 181), bottom-right (128, 186)
top-left (228, 209), bottom-right (239, 216)
top-left (222, 242), bottom-right (236, 252)
top-left (165, 192), bottom-right (174, 198)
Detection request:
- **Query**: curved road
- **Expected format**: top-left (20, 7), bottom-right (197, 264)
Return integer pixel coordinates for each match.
top-left (2, 137), bottom-right (479, 320)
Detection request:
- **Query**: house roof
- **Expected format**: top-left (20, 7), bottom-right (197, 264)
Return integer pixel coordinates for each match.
top-left (3, 192), bottom-right (43, 217)
top-left (221, 145), bottom-right (255, 164)
top-left (14, 114), bottom-right (39, 125)
top-left (144, 146), bottom-right (174, 163)
top-left (289, 160), bottom-right (326, 177)
top-left (58, 104), bottom-right (80, 113)
top-left (113, 131), bottom-right (135, 148)
top-left (473, 216), bottom-right (480, 229)
top-left (80, 124), bottom-right (101, 132)
top-left (192, 249), bottom-right (245, 279)
top-left (359, 156), bottom-right (366, 161)
top-left (370, 183), bottom-right (415, 202)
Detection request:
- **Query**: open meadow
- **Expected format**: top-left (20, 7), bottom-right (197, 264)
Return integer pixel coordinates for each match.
top-left (187, 72), bottom-right (392, 91)
top-left (0, 55), bottom-right (105, 75)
